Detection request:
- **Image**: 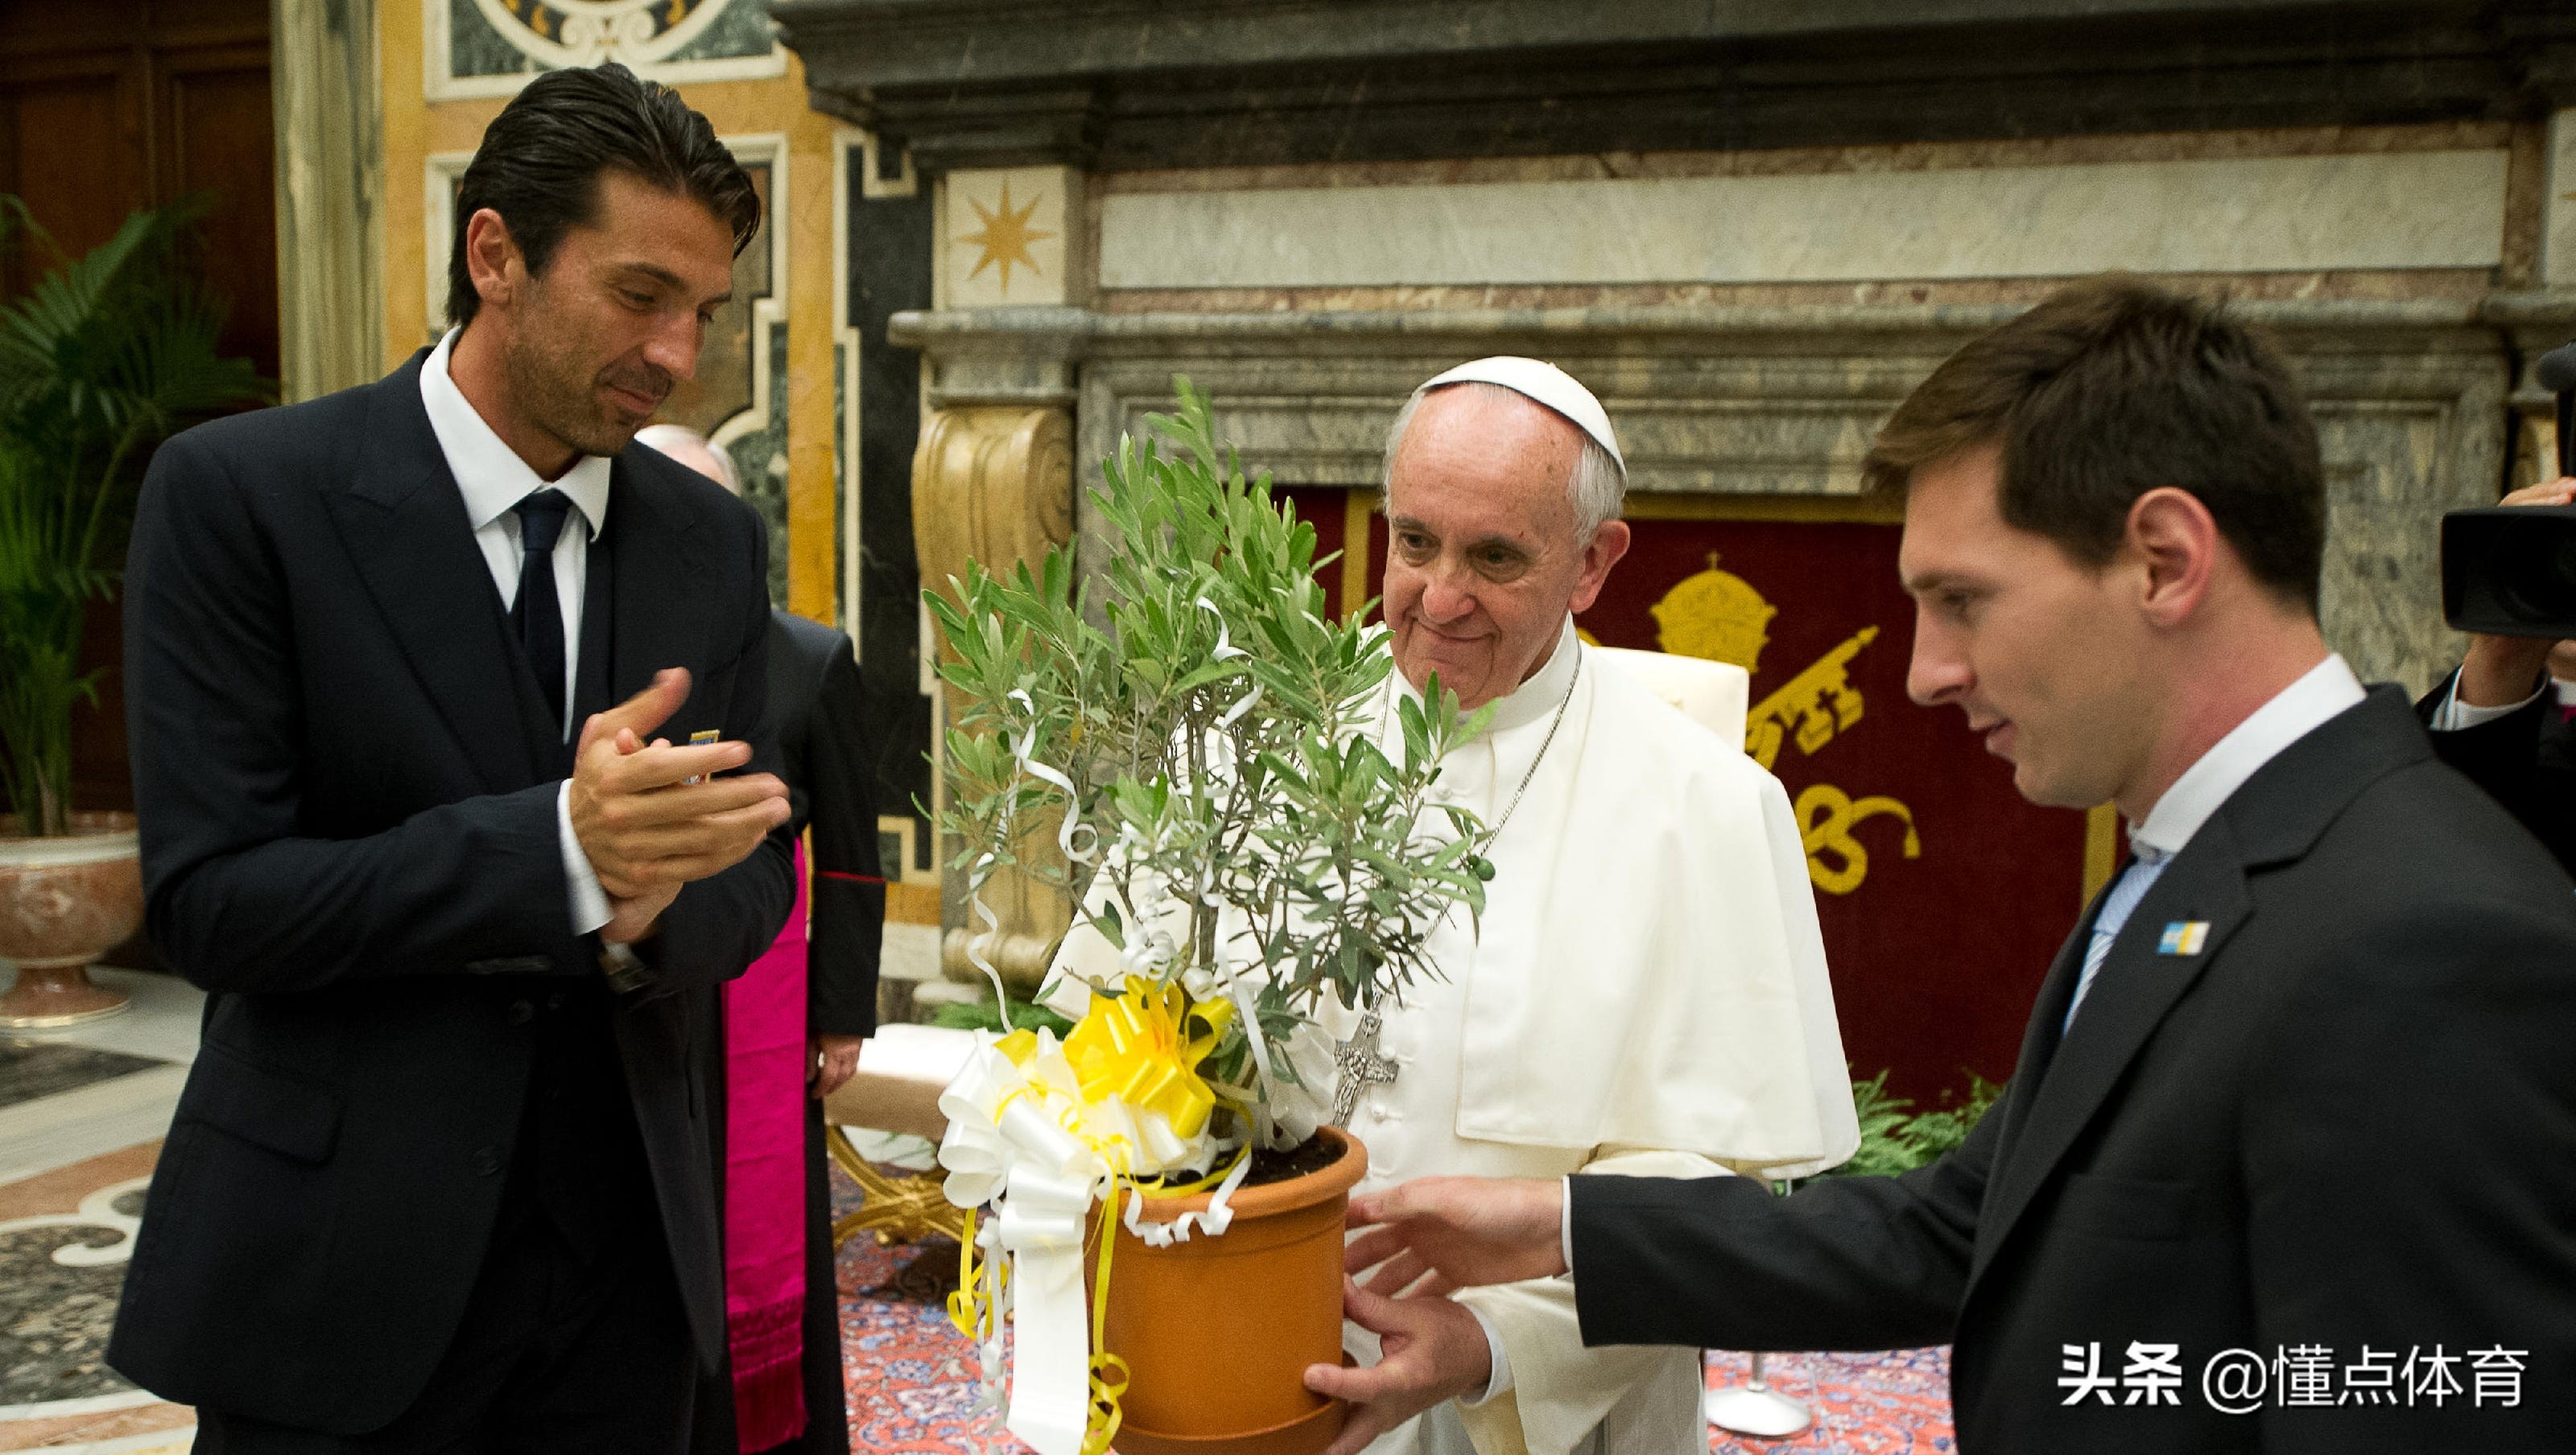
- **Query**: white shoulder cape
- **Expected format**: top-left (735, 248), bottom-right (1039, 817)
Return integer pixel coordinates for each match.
top-left (1424, 645), bottom-right (1860, 1178)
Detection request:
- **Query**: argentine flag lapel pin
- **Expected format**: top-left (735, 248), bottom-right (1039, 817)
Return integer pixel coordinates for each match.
top-left (2157, 921), bottom-right (2211, 957)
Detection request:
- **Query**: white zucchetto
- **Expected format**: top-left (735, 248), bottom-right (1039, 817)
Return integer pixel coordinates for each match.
top-left (1419, 355), bottom-right (1625, 475)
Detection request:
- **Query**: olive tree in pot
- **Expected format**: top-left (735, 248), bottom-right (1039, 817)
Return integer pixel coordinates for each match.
top-left (0, 198), bottom-right (266, 1026)
top-left (927, 384), bottom-right (1495, 1455)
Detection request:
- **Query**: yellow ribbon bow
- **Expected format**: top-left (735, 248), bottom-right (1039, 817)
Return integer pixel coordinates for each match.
top-left (1063, 984), bottom-right (1235, 1140)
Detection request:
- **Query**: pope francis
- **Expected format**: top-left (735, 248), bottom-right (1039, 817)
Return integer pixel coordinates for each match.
top-left (1283, 358), bottom-right (1861, 1455)
top-left (1043, 358), bottom-right (1855, 1455)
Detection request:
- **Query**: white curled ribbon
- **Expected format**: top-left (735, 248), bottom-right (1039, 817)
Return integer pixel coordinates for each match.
top-left (1007, 688), bottom-right (1099, 865)
top-left (963, 850), bottom-right (1013, 1017)
top-left (1221, 967), bottom-right (1282, 1148)
top-left (967, 1216), bottom-right (1007, 1412)
top-left (1218, 681), bottom-right (1265, 730)
top-left (1123, 1147), bottom-right (1255, 1248)
top-left (1196, 597), bottom-right (1248, 663)
top-left (1195, 597), bottom-right (1264, 728)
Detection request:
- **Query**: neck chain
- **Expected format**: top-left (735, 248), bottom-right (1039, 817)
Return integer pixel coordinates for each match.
top-left (1485, 649), bottom-right (1583, 842)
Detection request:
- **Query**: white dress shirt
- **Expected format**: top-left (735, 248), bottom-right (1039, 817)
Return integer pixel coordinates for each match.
top-left (2427, 672), bottom-right (2575, 731)
top-left (1557, 653), bottom-right (2369, 1266)
top-left (418, 329), bottom-right (616, 935)
top-left (2127, 652), bottom-right (2367, 858)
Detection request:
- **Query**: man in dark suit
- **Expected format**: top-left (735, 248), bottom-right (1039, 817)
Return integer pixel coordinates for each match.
top-left (733, 607), bottom-right (881, 1455)
top-left (1324, 280), bottom-right (2576, 1453)
top-left (109, 66), bottom-right (795, 1451)
top-left (2414, 476), bottom-right (2576, 874)
top-left (638, 424), bottom-right (885, 1455)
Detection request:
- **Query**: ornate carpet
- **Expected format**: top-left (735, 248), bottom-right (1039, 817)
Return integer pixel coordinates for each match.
top-left (829, 1170), bottom-right (1957, 1454)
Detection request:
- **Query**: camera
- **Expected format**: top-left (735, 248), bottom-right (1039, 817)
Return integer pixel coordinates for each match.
top-left (2442, 341), bottom-right (2576, 638)
top-left (2443, 507), bottom-right (2576, 638)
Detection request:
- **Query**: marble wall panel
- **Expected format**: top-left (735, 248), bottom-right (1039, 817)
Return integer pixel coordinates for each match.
top-left (1099, 151), bottom-right (2512, 291)
top-left (1098, 271), bottom-right (2503, 316)
top-left (969, 306), bottom-right (2504, 695)
top-left (2548, 112), bottom-right (2576, 288)
top-left (1100, 122), bottom-right (2519, 198)
top-left (941, 166), bottom-right (1082, 309)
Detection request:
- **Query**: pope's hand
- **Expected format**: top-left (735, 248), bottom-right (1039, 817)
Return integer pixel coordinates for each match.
top-left (1303, 1279), bottom-right (1492, 1455)
top-left (1342, 1176), bottom-right (1567, 1292)
top-left (570, 668), bottom-right (790, 911)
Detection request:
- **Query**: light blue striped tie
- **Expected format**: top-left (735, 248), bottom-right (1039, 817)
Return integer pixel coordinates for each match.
top-left (2064, 845), bottom-right (2170, 1033)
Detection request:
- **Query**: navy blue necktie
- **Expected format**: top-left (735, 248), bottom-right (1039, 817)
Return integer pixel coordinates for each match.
top-left (510, 488), bottom-right (574, 735)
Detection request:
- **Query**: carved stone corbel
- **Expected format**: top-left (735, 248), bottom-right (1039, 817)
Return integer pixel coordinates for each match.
top-left (912, 406), bottom-right (1075, 994)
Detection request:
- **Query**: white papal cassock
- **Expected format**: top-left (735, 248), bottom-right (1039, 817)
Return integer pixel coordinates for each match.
top-left (1333, 617), bottom-right (1857, 1455)
top-left (1050, 617), bottom-right (1856, 1455)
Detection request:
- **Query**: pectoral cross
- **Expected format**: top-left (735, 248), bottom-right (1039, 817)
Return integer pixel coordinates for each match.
top-left (1331, 1010), bottom-right (1399, 1127)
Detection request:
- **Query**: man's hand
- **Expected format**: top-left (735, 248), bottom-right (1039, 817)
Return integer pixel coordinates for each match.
top-left (2459, 477), bottom-right (2576, 707)
top-left (1303, 1280), bottom-right (1492, 1455)
top-left (1342, 1177), bottom-right (1567, 1295)
top-left (570, 668), bottom-right (790, 904)
top-left (811, 1033), bottom-right (864, 1097)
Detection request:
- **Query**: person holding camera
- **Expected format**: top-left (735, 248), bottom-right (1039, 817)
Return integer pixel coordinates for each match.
top-left (2418, 477), bottom-right (2576, 874)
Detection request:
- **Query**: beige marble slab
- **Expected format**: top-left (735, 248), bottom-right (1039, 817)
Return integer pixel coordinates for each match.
top-left (1097, 267), bottom-right (2500, 317)
top-left (1100, 150), bottom-right (2511, 291)
top-left (1103, 121), bottom-right (2516, 196)
top-left (943, 166), bottom-right (1080, 310)
top-left (2547, 111), bottom-right (2576, 288)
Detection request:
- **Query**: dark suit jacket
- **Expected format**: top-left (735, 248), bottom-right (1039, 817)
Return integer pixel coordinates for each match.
top-left (1571, 688), bottom-right (2576, 1453)
top-left (766, 610), bottom-right (883, 1038)
top-left (2415, 666), bottom-right (2576, 875)
top-left (107, 355), bottom-right (796, 1432)
top-left (689, 612), bottom-right (882, 1455)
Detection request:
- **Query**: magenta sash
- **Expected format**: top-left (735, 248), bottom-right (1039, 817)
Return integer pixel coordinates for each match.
top-left (723, 841), bottom-right (809, 1451)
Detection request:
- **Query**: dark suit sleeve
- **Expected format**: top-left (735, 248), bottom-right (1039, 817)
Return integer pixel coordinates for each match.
top-left (1569, 1097), bottom-right (1996, 1352)
top-left (630, 510), bottom-right (797, 995)
top-left (803, 637), bottom-right (883, 1037)
top-left (2241, 899), bottom-right (2576, 1451)
top-left (126, 430), bottom-right (578, 994)
top-left (2417, 666), bottom-right (2571, 868)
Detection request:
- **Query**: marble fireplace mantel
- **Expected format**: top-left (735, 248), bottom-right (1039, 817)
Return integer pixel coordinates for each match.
top-left (890, 292), bottom-right (2576, 692)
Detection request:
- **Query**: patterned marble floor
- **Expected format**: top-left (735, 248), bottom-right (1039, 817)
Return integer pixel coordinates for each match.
top-left (0, 1141), bottom-right (196, 1453)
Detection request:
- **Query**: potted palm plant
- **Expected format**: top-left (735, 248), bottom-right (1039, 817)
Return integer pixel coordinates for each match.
top-left (0, 197), bottom-right (266, 1026)
top-left (927, 383), bottom-right (1495, 1455)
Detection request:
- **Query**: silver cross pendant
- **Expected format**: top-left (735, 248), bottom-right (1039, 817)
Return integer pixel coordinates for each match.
top-left (1331, 1010), bottom-right (1400, 1127)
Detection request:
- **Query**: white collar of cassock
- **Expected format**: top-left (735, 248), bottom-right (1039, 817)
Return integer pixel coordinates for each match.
top-left (1393, 616), bottom-right (1583, 737)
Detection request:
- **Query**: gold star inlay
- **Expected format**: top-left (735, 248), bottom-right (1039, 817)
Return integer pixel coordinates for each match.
top-left (960, 182), bottom-right (1052, 293)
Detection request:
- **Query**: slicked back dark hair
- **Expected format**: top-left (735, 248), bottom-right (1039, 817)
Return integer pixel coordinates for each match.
top-left (446, 63), bottom-right (760, 329)
top-left (1864, 277), bottom-right (2326, 614)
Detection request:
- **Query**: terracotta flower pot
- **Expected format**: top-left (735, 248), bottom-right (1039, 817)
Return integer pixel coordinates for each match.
top-left (0, 811), bottom-right (142, 1027)
top-left (1101, 1126), bottom-right (1369, 1455)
